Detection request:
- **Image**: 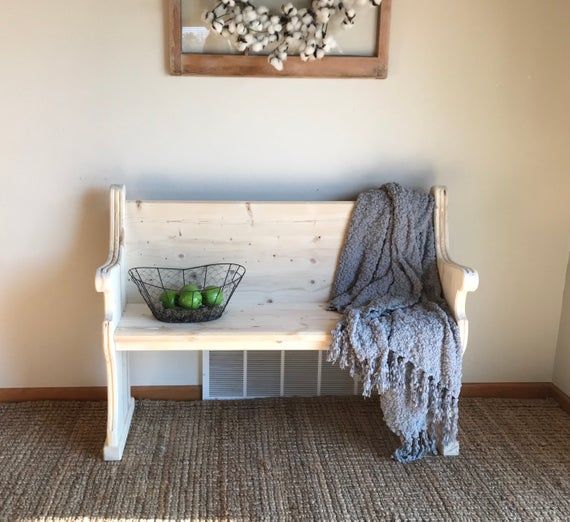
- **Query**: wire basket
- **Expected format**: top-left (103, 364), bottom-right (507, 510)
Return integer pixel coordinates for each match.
top-left (129, 263), bottom-right (246, 323)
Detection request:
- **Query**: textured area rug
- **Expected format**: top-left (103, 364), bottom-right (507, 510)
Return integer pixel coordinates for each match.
top-left (0, 397), bottom-right (568, 521)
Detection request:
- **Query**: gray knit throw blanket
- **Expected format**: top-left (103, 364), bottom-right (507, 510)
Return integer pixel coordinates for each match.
top-left (328, 183), bottom-right (462, 463)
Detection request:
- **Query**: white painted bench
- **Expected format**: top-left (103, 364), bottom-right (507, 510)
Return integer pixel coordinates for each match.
top-left (95, 185), bottom-right (479, 460)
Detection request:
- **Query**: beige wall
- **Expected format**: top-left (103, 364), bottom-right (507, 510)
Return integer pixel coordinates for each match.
top-left (0, 0), bottom-right (569, 387)
top-left (554, 256), bottom-right (570, 395)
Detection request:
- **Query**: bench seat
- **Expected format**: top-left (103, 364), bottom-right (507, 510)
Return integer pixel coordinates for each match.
top-left (115, 302), bottom-right (340, 352)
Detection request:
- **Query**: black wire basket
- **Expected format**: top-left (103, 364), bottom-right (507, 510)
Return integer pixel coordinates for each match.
top-left (128, 263), bottom-right (246, 323)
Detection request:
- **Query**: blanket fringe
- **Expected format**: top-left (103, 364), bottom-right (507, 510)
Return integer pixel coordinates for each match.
top-left (328, 326), bottom-right (460, 462)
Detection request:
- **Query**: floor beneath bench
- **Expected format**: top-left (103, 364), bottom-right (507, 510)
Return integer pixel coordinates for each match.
top-left (115, 302), bottom-right (341, 351)
top-left (0, 397), bottom-right (568, 519)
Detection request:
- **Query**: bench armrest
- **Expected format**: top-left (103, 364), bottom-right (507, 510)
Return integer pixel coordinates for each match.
top-left (437, 259), bottom-right (479, 349)
top-left (95, 185), bottom-right (126, 323)
top-left (95, 251), bottom-right (122, 293)
top-left (431, 186), bottom-right (479, 351)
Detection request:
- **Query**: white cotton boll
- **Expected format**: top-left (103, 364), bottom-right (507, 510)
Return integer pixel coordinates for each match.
top-left (236, 41), bottom-right (247, 52)
top-left (212, 21), bottom-right (224, 33)
top-left (262, 36), bottom-right (269, 46)
top-left (370, 0), bottom-right (381, 5)
top-left (278, 51), bottom-right (287, 61)
top-left (323, 36), bottom-right (337, 51)
top-left (268, 25), bottom-right (275, 34)
top-left (323, 34), bottom-right (335, 46)
top-left (316, 9), bottom-right (330, 23)
top-left (270, 15), bottom-right (280, 24)
top-left (316, 48), bottom-right (325, 59)
top-left (283, 2), bottom-right (294, 14)
top-left (286, 22), bottom-right (294, 32)
top-left (257, 6), bottom-right (268, 14)
top-left (269, 57), bottom-right (284, 71)
top-left (235, 14), bottom-right (243, 22)
top-left (237, 23), bottom-right (246, 34)
top-left (244, 10), bottom-right (257, 21)
top-left (293, 31), bottom-right (302, 39)
top-left (269, 33), bottom-right (278, 42)
top-left (252, 42), bottom-right (263, 52)
top-left (300, 52), bottom-right (308, 62)
top-left (302, 14), bottom-right (313, 25)
top-left (202, 11), bottom-right (214, 23)
top-left (244, 33), bottom-right (254, 43)
top-left (274, 23), bottom-right (282, 32)
top-left (228, 21), bottom-right (236, 33)
top-left (221, 28), bottom-right (230, 37)
top-left (347, 8), bottom-right (356, 18)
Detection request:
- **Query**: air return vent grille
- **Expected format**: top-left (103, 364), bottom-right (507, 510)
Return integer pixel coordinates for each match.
top-left (203, 350), bottom-right (357, 399)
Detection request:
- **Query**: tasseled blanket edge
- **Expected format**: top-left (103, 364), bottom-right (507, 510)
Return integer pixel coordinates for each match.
top-left (328, 323), bottom-right (460, 463)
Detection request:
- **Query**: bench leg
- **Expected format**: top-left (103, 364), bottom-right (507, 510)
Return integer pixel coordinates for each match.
top-left (440, 439), bottom-right (460, 457)
top-left (103, 322), bottom-right (134, 461)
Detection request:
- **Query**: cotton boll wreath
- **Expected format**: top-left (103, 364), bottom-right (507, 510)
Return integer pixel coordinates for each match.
top-left (203, 0), bottom-right (382, 71)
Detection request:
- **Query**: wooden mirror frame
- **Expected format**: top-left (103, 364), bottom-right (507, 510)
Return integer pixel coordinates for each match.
top-left (168, 0), bottom-right (391, 78)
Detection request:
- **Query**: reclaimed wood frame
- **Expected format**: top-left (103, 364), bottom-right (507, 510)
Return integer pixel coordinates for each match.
top-left (168, 0), bottom-right (391, 78)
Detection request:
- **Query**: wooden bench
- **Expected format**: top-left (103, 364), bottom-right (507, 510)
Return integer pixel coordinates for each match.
top-left (95, 185), bottom-right (479, 460)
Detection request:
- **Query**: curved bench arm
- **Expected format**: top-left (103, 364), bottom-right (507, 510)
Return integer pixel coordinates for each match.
top-left (95, 185), bottom-right (126, 322)
top-left (94, 185), bottom-right (133, 461)
top-left (431, 186), bottom-right (479, 352)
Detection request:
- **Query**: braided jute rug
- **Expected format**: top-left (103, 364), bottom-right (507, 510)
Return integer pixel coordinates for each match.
top-left (0, 396), bottom-right (568, 521)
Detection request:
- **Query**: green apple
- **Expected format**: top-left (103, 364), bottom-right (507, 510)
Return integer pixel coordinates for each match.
top-left (180, 283), bottom-right (200, 293)
top-left (179, 290), bottom-right (202, 310)
top-left (202, 286), bottom-right (223, 307)
top-left (160, 290), bottom-right (178, 309)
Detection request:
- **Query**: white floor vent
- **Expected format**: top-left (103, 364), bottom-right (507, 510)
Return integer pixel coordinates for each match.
top-left (203, 350), bottom-right (358, 399)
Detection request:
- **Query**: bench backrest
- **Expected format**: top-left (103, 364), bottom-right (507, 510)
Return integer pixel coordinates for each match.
top-left (125, 201), bottom-right (354, 305)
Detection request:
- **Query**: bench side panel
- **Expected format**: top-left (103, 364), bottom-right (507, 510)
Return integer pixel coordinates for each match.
top-left (124, 201), bottom-right (354, 305)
